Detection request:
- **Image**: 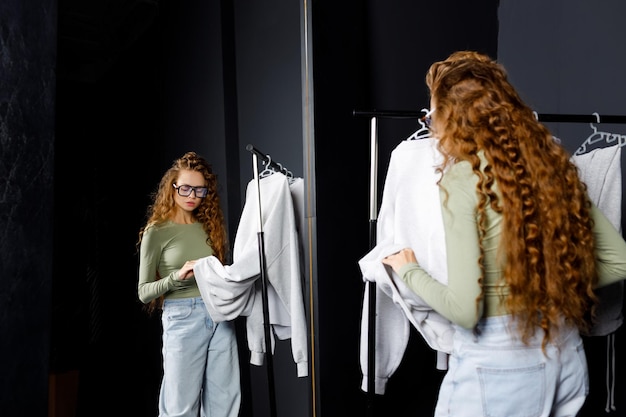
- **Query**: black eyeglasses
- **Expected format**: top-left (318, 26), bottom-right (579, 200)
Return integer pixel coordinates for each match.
top-left (173, 183), bottom-right (208, 198)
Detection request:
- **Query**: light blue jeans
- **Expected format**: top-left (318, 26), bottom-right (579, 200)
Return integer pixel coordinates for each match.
top-left (435, 315), bottom-right (588, 417)
top-left (159, 296), bottom-right (241, 417)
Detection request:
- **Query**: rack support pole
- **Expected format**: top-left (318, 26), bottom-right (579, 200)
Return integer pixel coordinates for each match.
top-left (252, 154), bottom-right (277, 417)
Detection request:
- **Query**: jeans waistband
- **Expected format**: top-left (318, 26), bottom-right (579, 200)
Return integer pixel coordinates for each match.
top-left (163, 296), bottom-right (204, 307)
top-left (454, 314), bottom-right (579, 347)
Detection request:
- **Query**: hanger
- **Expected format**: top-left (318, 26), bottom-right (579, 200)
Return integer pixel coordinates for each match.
top-left (273, 162), bottom-right (298, 184)
top-left (574, 112), bottom-right (617, 155)
top-left (286, 170), bottom-right (297, 185)
top-left (259, 157), bottom-right (296, 183)
top-left (259, 155), bottom-right (276, 178)
top-left (406, 108), bottom-right (433, 140)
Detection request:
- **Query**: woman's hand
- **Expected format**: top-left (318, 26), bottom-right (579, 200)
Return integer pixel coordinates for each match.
top-left (178, 260), bottom-right (197, 281)
top-left (382, 248), bottom-right (417, 273)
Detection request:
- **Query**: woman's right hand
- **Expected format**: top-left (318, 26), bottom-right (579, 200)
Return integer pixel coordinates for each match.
top-left (382, 248), bottom-right (418, 273)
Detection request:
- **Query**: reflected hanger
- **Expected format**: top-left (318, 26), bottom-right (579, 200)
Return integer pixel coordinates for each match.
top-left (406, 108), bottom-right (433, 140)
top-left (259, 155), bottom-right (276, 178)
top-left (285, 168), bottom-right (296, 184)
top-left (273, 161), bottom-right (291, 182)
top-left (260, 156), bottom-right (296, 183)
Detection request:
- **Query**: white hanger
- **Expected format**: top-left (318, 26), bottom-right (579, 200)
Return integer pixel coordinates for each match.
top-left (283, 167), bottom-right (296, 184)
top-left (573, 112), bottom-right (626, 155)
top-left (406, 108), bottom-right (433, 140)
top-left (259, 155), bottom-right (275, 178)
top-left (574, 112), bottom-right (606, 155)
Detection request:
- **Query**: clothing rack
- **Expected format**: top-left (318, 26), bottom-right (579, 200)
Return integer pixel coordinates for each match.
top-left (534, 113), bottom-right (626, 124)
top-left (353, 109), bottom-right (626, 124)
top-left (350, 113), bottom-right (382, 417)
top-left (245, 143), bottom-right (280, 417)
top-left (352, 108), bottom-right (626, 417)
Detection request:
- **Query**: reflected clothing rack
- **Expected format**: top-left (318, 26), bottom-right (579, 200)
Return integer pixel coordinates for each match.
top-left (352, 108), bottom-right (626, 417)
top-left (245, 143), bottom-right (287, 417)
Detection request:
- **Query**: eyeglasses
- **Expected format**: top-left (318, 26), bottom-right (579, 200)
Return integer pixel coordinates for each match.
top-left (173, 183), bottom-right (208, 198)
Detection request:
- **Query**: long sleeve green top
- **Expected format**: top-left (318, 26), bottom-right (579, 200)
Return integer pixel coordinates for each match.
top-left (398, 157), bottom-right (626, 330)
top-left (137, 221), bottom-right (214, 303)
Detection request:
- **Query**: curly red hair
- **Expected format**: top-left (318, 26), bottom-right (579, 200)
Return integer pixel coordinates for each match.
top-left (426, 51), bottom-right (598, 348)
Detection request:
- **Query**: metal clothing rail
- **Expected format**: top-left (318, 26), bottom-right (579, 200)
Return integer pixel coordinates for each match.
top-left (247, 143), bottom-right (293, 176)
top-left (353, 109), bottom-right (626, 124)
top-left (245, 143), bottom-right (282, 417)
top-left (536, 113), bottom-right (626, 124)
top-left (352, 108), bottom-right (626, 417)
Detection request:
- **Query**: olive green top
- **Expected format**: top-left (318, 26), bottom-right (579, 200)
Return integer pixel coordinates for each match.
top-left (137, 221), bottom-right (214, 303)
top-left (398, 156), bottom-right (626, 329)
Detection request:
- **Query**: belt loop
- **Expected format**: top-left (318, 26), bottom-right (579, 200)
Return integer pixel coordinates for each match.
top-left (472, 322), bottom-right (482, 342)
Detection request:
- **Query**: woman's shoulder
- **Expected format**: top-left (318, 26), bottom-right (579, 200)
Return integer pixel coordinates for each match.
top-left (442, 159), bottom-right (476, 185)
top-left (442, 152), bottom-right (489, 183)
top-left (144, 220), bottom-right (177, 236)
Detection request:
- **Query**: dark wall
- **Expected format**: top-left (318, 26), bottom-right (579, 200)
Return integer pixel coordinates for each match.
top-left (53, 1), bottom-right (162, 415)
top-left (0, 1), bottom-right (56, 416)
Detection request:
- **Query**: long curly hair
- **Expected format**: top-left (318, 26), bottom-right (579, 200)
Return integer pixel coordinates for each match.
top-left (136, 151), bottom-right (229, 314)
top-left (426, 51), bottom-right (598, 348)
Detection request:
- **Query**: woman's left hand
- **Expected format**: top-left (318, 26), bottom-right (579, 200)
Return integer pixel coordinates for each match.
top-left (178, 260), bottom-right (197, 281)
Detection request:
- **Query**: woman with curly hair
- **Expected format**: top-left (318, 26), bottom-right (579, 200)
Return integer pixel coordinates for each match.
top-left (137, 151), bottom-right (240, 417)
top-left (382, 51), bottom-right (626, 416)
